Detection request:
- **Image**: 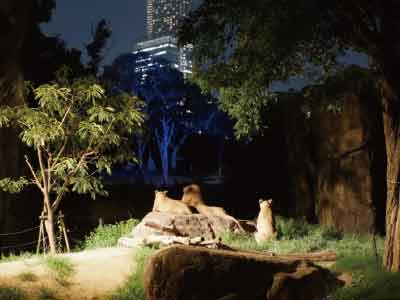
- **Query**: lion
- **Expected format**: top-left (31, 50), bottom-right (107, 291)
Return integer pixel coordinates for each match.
top-left (181, 184), bottom-right (203, 207)
top-left (254, 199), bottom-right (277, 243)
top-left (152, 190), bottom-right (192, 215)
top-left (181, 184), bottom-right (243, 230)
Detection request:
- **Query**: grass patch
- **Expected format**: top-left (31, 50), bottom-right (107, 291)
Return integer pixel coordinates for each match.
top-left (81, 218), bottom-right (139, 250)
top-left (221, 216), bottom-right (383, 258)
top-left (17, 271), bottom-right (38, 282)
top-left (0, 286), bottom-right (25, 300)
top-left (329, 253), bottom-right (400, 300)
top-left (221, 216), bottom-right (392, 300)
top-left (37, 286), bottom-right (57, 300)
top-left (45, 256), bottom-right (74, 286)
top-left (110, 246), bottom-right (156, 300)
top-left (0, 252), bottom-right (37, 263)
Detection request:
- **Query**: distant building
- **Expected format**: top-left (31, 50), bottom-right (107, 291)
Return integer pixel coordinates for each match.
top-left (131, 0), bottom-right (193, 79)
top-left (147, 0), bottom-right (192, 38)
top-left (133, 35), bottom-right (192, 78)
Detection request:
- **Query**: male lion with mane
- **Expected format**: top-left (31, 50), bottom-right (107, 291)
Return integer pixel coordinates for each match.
top-left (181, 184), bottom-right (243, 230)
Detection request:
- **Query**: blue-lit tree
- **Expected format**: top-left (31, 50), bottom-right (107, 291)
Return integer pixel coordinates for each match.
top-left (109, 52), bottom-right (231, 184)
top-left (139, 65), bottom-right (216, 184)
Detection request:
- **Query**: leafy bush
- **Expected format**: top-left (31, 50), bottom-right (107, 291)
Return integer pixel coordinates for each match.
top-left (0, 286), bottom-right (25, 300)
top-left (17, 271), bottom-right (38, 282)
top-left (45, 256), bottom-right (74, 286)
top-left (111, 246), bottom-right (156, 300)
top-left (276, 216), bottom-right (312, 239)
top-left (81, 218), bottom-right (139, 250)
top-left (37, 286), bottom-right (57, 300)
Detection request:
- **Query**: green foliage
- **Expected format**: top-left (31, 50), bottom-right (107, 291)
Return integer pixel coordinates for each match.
top-left (275, 216), bottom-right (313, 239)
top-left (45, 256), bottom-right (74, 286)
top-left (17, 271), bottom-right (38, 282)
top-left (330, 255), bottom-right (400, 300)
top-left (0, 286), bottom-right (25, 300)
top-left (111, 246), bottom-right (156, 300)
top-left (0, 178), bottom-right (30, 194)
top-left (178, 0), bottom-right (392, 137)
top-left (37, 287), bottom-right (57, 300)
top-left (81, 218), bottom-right (139, 250)
top-left (0, 75), bottom-right (144, 210)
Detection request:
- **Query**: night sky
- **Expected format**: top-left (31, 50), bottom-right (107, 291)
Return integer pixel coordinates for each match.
top-left (42, 0), bottom-right (147, 66)
top-left (42, 0), bottom-right (366, 77)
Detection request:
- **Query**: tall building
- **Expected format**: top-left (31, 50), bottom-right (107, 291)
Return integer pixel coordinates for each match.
top-left (133, 36), bottom-right (192, 77)
top-left (147, 0), bottom-right (192, 38)
top-left (133, 0), bottom-right (193, 78)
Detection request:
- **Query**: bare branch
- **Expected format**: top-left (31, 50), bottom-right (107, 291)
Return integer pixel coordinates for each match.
top-left (37, 145), bottom-right (48, 194)
top-left (47, 153), bottom-right (53, 191)
top-left (25, 155), bottom-right (44, 192)
top-left (58, 104), bottom-right (72, 132)
top-left (53, 137), bottom-right (68, 166)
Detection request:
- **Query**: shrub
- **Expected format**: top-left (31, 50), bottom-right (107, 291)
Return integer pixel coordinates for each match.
top-left (81, 218), bottom-right (139, 250)
top-left (17, 271), bottom-right (38, 282)
top-left (37, 286), bottom-right (57, 300)
top-left (275, 216), bottom-right (313, 239)
top-left (45, 256), bottom-right (74, 286)
top-left (0, 286), bottom-right (25, 300)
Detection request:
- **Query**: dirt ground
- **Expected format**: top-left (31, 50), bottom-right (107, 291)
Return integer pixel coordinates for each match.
top-left (0, 247), bottom-right (136, 300)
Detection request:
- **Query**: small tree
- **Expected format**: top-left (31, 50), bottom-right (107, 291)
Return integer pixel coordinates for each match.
top-left (0, 73), bottom-right (144, 254)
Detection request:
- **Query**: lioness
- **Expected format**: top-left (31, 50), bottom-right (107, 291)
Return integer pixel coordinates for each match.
top-left (152, 190), bottom-right (192, 215)
top-left (254, 199), bottom-right (277, 243)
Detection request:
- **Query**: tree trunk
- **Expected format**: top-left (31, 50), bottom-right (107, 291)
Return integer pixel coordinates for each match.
top-left (161, 148), bottom-right (170, 185)
top-left (44, 208), bottom-right (57, 254)
top-left (0, 1), bottom-right (31, 245)
top-left (382, 86), bottom-right (400, 272)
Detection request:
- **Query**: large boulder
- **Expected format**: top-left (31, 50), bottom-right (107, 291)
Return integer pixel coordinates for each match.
top-left (143, 245), bottom-right (340, 300)
top-left (279, 67), bottom-right (386, 233)
top-left (118, 212), bottom-right (244, 247)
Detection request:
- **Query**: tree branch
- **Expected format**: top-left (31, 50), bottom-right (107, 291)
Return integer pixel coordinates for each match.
top-left (51, 150), bottom-right (96, 211)
top-left (25, 156), bottom-right (44, 192)
top-left (37, 145), bottom-right (48, 194)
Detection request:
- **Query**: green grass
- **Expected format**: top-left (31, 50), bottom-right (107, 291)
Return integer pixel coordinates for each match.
top-left (37, 286), bottom-right (57, 300)
top-left (330, 254), bottom-right (400, 300)
top-left (0, 286), bottom-right (25, 300)
top-left (220, 216), bottom-right (395, 300)
top-left (221, 216), bottom-right (384, 259)
top-left (0, 252), bottom-right (37, 263)
top-left (110, 246), bottom-right (156, 300)
top-left (80, 218), bottom-right (139, 250)
top-left (45, 256), bottom-right (74, 286)
top-left (17, 271), bottom-right (38, 282)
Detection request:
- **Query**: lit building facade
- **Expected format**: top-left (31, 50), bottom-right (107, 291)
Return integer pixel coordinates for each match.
top-left (133, 36), bottom-right (192, 77)
top-left (146, 0), bottom-right (192, 38)
top-left (132, 0), bottom-right (193, 79)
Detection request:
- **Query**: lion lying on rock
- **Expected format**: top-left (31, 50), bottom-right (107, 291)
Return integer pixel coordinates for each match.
top-left (182, 184), bottom-right (243, 230)
top-left (152, 190), bottom-right (192, 215)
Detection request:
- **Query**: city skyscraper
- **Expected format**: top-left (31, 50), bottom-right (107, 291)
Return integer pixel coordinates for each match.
top-left (146, 0), bottom-right (192, 38)
top-left (132, 0), bottom-right (193, 78)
